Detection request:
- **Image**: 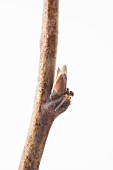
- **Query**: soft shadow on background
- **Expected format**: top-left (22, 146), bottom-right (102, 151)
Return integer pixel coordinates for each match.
top-left (0, 0), bottom-right (113, 170)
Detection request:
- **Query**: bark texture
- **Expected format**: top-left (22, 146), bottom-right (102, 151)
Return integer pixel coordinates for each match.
top-left (19, 0), bottom-right (59, 169)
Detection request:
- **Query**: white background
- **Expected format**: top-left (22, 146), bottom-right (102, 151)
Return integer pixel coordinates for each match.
top-left (0, 0), bottom-right (113, 170)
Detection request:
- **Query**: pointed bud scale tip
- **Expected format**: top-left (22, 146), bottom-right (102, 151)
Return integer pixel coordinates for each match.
top-left (57, 65), bottom-right (67, 77)
top-left (61, 65), bottom-right (67, 75)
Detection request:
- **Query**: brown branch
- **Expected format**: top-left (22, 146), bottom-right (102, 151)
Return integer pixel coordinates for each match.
top-left (19, 0), bottom-right (59, 169)
top-left (19, 0), bottom-right (73, 170)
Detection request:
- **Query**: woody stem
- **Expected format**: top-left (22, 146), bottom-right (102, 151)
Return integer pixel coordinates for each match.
top-left (19, 0), bottom-right (59, 169)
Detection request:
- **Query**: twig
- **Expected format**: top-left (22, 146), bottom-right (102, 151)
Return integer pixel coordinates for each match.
top-left (19, 0), bottom-right (73, 170)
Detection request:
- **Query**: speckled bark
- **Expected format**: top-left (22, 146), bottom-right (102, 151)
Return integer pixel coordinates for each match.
top-left (19, 0), bottom-right (59, 169)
